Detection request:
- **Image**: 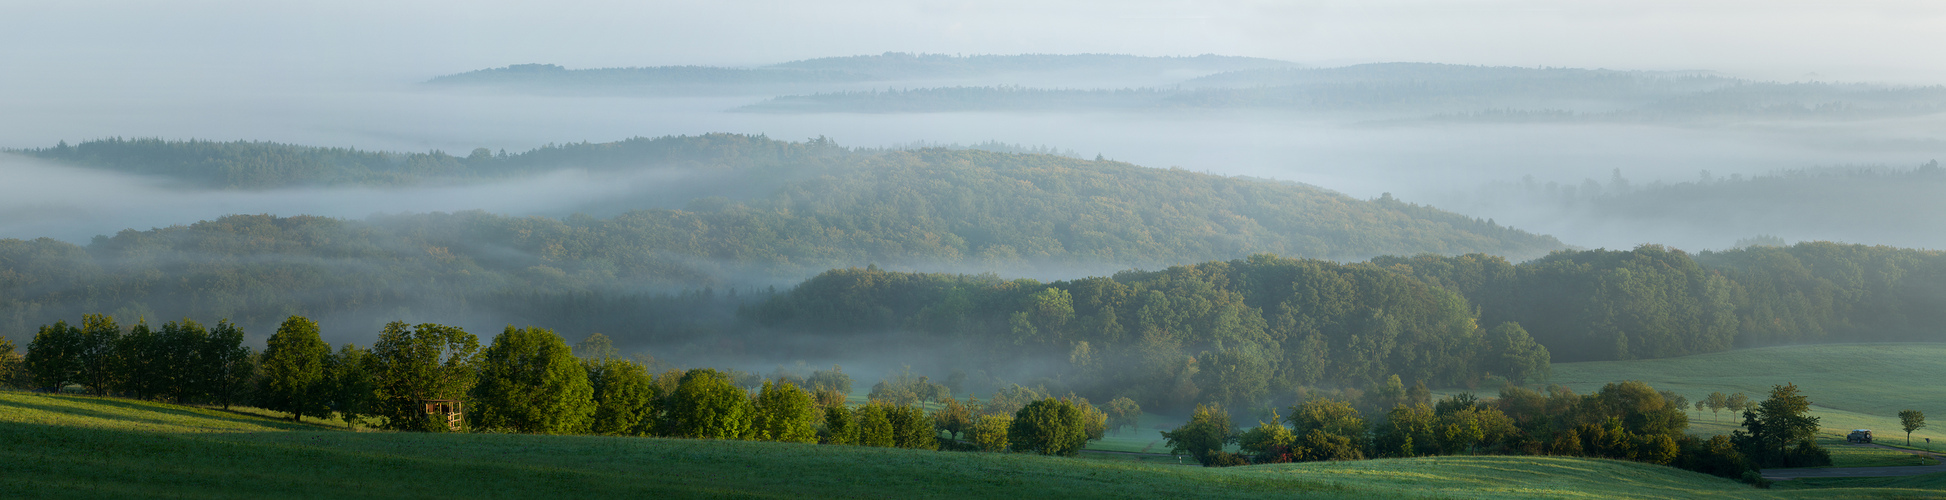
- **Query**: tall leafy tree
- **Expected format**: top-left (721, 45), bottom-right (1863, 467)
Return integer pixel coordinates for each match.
top-left (25, 321), bottom-right (83, 392)
top-left (1733, 383), bottom-right (1827, 468)
top-left (327, 344), bottom-right (379, 429)
top-left (260, 316), bottom-right (332, 422)
top-left (157, 319), bottom-right (209, 403)
top-left (0, 337), bottom-right (24, 389)
top-left (112, 320), bottom-right (160, 399)
top-left (752, 380), bottom-right (820, 443)
top-left (886, 402), bottom-right (938, 449)
top-left (1161, 403), bottom-right (1233, 465)
top-left (1011, 398), bottom-right (1090, 456)
top-left (587, 357), bottom-right (658, 436)
top-left (665, 368), bottom-right (755, 439)
top-left (471, 326), bottom-right (596, 434)
top-left (370, 321), bottom-right (480, 431)
top-left (201, 320), bottom-right (254, 409)
top-left (853, 404), bottom-right (895, 447)
top-left (77, 314), bottom-right (123, 396)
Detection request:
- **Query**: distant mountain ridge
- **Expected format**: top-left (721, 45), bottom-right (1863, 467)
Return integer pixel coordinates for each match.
top-left (426, 52), bottom-right (1298, 92)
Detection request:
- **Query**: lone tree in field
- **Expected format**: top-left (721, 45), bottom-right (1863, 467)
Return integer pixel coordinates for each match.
top-left (1733, 383), bottom-right (1828, 468)
top-left (1011, 398), bottom-right (1089, 456)
top-left (1163, 404), bottom-right (1235, 465)
top-left (1901, 410), bottom-right (1927, 446)
top-left (261, 316), bottom-right (333, 422)
top-left (471, 326), bottom-right (596, 434)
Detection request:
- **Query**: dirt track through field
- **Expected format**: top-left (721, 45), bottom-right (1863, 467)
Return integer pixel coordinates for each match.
top-left (1764, 442), bottom-right (1946, 480)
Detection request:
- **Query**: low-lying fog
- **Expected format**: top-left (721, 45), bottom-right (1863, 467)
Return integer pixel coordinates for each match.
top-left (7, 81), bottom-right (1943, 252)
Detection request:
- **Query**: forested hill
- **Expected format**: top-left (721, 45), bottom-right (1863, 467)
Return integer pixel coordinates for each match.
top-left (15, 134), bottom-right (825, 189)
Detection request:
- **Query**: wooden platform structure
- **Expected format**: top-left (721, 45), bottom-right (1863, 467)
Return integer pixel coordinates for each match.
top-left (423, 399), bottom-right (463, 431)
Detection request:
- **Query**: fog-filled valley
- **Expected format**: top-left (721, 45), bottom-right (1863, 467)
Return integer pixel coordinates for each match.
top-left (10, 4), bottom-right (1946, 493)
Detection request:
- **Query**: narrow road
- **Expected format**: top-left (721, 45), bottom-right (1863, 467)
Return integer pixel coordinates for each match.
top-left (1764, 442), bottom-right (1946, 480)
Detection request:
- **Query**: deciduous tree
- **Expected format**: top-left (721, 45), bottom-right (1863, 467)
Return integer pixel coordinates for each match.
top-left (260, 316), bottom-right (332, 421)
top-left (471, 326), bottom-right (595, 434)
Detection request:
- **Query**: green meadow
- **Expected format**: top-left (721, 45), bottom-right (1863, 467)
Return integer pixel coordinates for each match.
top-left (8, 390), bottom-right (1946, 499)
top-left (1547, 343), bottom-right (1946, 449)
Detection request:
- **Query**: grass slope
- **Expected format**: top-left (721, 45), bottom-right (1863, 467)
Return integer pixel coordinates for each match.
top-left (0, 391), bottom-right (1847, 499)
top-left (1547, 343), bottom-right (1946, 449)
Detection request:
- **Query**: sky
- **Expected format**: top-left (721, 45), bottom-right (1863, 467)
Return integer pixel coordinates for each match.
top-left (5, 0), bottom-right (1945, 85)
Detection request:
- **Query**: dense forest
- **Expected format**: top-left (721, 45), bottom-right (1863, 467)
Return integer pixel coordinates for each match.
top-left (1457, 162), bottom-right (1946, 250)
top-left (1375, 242), bottom-right (1946, 361)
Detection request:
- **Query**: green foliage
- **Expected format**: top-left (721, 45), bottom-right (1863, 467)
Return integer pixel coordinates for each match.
top-left (822, 403), bottom-right (857, 445)
top-left (260, 316), bottom-right (332, 421)
top-left (752, 380), bottom-right (820, 443)
top-left (1287, 399), bottom-right (1368, 461)
top-left (1104, 397), bottom-right (1141, 435)
top-left (77, 314), bottom-right (122, 396)
top-left (0, 336), bottom-right (21, 388)
top-left (886, 402), bottom-right (939, 450)
top-left (572, 333), bottom-right (619, 361)
top-left (1901, 410), bottom-right (1927, 446)
top-left (587, 358), bottom-right (658, 436)
top-left (853, 404), bottom-right (895, 447)
top-left (868, 366), bottom-right (951, 405)
top-left (1236, 411), bottom-right (1297, 463)
top-left (968, 414), bottom-right (1012, 452)
top-left (805, 366), bottom-right (853, 395)
top-left (327, 343), bottom-right (378, 429)
top-left (1484, 322), bottom-right (1550, 385)
top-left (666, 368), bottom-right (756, 440)
top-left (25, 320), bottom-right (82, 392)
top-left (369, 321), bottom-right (480, 431)
top-left (934, 397), bottom-right (974, 440)
top-left (1161, 404), bottom-right (1233, 465)
top-left (470, 326), bottom-right (596, 434)
top-left (1010, 398), bottom-right (1090, 457)
top-left (202, 320), bottom-right (254, 409)
top-left (1373, 403), bottom-right (1438, 458)
top-left (1734, 383), bottom-right (1827, 468)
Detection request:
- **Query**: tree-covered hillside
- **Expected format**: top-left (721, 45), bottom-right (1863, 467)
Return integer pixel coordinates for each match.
top-left (1374, 242), bottom-right (1946, 362)
top-left (0, 134), bottom-right (1565, 345)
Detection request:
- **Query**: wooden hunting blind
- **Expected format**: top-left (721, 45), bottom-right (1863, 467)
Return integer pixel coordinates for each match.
top-left (423, 399), bottom-right (463, 431)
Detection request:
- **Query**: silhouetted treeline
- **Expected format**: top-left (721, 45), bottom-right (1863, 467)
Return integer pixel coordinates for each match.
top-left (1375, 242), bottom-right (1946, 361)
top-left (1163, 380), bottom-right (1823, 485)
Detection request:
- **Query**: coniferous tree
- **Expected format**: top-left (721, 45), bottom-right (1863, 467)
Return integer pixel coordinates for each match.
top-left (471, 326), bottom-right (595, 434)
top-left (260, 316), bottom-right (332, 421)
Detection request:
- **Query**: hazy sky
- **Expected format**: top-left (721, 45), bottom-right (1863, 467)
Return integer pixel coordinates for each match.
top-left (6, 0), bottom-right (1945, 85)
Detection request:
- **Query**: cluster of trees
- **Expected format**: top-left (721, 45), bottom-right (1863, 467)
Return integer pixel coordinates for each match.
top-left (750, 255), bottom-right (1552, 413)
top-left (18, 314), bottom-right (253, 407)
top-left (8, 313), bottom-right (1127, 460)
top-left (1376, 242), bottom-right (1946, 361)
top-left (1161, 380), bottom-right (1825, 485)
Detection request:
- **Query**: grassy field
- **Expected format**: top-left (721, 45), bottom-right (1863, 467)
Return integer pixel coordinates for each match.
top-left (1546, 343), bottom-right (1946, 451)
top-left (20, 390), bottom-right (1944, 499)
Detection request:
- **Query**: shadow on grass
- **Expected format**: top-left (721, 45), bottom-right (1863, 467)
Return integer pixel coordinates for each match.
top-left (0, 392), bottom-right (329, 432)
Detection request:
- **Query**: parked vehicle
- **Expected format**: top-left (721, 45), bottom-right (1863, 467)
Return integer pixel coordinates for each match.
top-left (1848, 429), bottom-right (1874, 443)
